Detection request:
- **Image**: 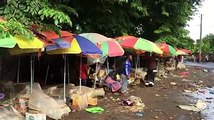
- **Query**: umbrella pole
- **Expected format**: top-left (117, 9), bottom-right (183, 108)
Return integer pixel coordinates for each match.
top-left (107, 57), bottom-right (109, 74)
top-left (93, 62), bottom-right (98, 89)
top-left (134, 54), bottom-right (139, 78)
top-left (157, 58), bottom-right (160, 77)
top-left (17, 56), bottom-right (20, 83)
top-left (63, 55), bottom-right (67, 102)
top-left (79, 55), bottom-right (82, 92)
top-left (114, 58), bottom-right (116, 70)
top-left (30, 55), bottom-right (34, 93)
top-left (32, 55), bottom-right (35, 92)
top-left (44, 65), bottom-right (49, 85)
top-left (67, 56), bottom-right (70, 83)
top-left (0, 57), bottom-right (2, 81)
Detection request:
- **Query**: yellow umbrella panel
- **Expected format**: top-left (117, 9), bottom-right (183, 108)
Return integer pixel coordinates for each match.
top-left (176, 50), bottom-right (187, 55)
top-left (9, 35), bottom-right (44, 55)
top-left (14, 35), bottom-right (44, 49)
top-left (47, 37), bottom-right (81, 54)
top-left (9, 47), bottom-right (44, 55)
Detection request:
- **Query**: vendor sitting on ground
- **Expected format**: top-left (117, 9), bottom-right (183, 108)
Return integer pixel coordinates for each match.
top-left (164, 57), bottom-right (175, 72)
top-left (104, 70), bottom-right (122, 93)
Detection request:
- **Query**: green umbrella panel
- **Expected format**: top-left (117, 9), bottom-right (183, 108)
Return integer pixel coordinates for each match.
top-left (0, 35), bottom-right (16, 48)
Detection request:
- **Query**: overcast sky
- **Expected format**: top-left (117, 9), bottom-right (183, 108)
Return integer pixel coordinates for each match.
top-left (186, 0), bottom-right (214, 41)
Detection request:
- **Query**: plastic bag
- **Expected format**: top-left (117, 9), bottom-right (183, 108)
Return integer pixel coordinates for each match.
top-left (72, 93), bottom-right (88, 111)
top-left (0, 107), bottom-right (24, 120)
top-left (28, 83), bottom-right (70, 119)
top-left (85, 107), bottom-right (104, 114)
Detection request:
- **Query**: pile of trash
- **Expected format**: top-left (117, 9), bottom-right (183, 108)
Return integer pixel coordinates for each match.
top-left (0, 83), bottom-right (105, 120)
top-left (177, 62), bottom-right (186, 69)
top-left (122, 96), bottom-right (145, 112)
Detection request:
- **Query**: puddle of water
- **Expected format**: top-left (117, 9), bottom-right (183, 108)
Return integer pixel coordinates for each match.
top-left (186, 87), bottom-right (214, 120)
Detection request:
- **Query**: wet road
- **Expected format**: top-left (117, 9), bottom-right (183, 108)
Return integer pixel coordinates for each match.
top-left (185, 61), bottom-right (214, 120)
top-left (185, 62), bottom-right (214, 70)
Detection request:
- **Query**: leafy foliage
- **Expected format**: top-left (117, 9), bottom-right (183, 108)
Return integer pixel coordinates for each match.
top-left (70, 0), bottom-right (148, 36)
top-left (0, 19), bottom-right (33, 39)
top-left (68, 0), bottom-right (202, 49)
top-left (195, 34), bottom-right (214, 53)
top-left (0, 0), bottom-right (203, 50)
top-left (0, 0), bottom-right (74, 40)
top-left (38, 8), bottom-right (72, 26)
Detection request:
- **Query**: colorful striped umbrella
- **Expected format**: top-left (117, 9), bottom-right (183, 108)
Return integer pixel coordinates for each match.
top-left (116, 35), bottom-right (162, 78)
top-left (79, 33), bottom-right (123, 57)
top-left (79, 33), bottom-right (112, 44)
top-left (98, 40), bottom-right (124, 57)
top-left (117, 36), bottom-right (163, 54)
top-left (47, 35), bottom-right (102, 55)
top-left (155, 43), bottom-right (177, 56)
top-left (79, 33), bottom-right (123, 85)
top-left (47, 34), bottom-right (102, 102)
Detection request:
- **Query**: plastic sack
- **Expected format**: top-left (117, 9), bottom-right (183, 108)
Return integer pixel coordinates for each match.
top-left (0, 107), bottom-right (24, 120)
top-left (88, 97), bottom-right (97, 106)
top-left (69, 86), bottom-right (105, 99)
top-left (72, 93), bottom-right (88, 111)
top-left (28, 83), bottom-right (70, 119)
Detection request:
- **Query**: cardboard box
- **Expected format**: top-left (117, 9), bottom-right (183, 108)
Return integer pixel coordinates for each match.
top-left (26, 112), bottom-right (46, 120)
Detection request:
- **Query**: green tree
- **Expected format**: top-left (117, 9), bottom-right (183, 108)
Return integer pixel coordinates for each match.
top-left (69, 0), bottom-right (148, 36)
top-left (0, 0), bottom-right (75, 40)
top-left (68, 0), bottom-right (202, 46)
top-left (1, 0), bottom-right (202, 46)
top-left (200, 34), bottom-right (214, 53)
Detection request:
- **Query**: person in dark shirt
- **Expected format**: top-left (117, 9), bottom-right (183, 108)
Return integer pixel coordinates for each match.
top-left (145, 54), bottom-right (158, 86)
top-left (175, 56), bottom-right (179, 70)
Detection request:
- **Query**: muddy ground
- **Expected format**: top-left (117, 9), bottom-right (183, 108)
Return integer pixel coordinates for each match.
top-left (63, 66), bottom-right (214, 120)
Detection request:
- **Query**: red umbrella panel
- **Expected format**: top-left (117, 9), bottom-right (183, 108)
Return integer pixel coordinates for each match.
top-left (35, 30), bottom-right (74, 51)
top-left (156, 43), bottom-right (169, 52)
top-left (155, 43), bottom-right (178, 56)
top-left (115, 35), bottom-right (138, 42)
top-left (40, 30), bottom-right (72, 40)
top-left (181, 49), bottom-right (191, 54)
top-left (97, 40), bottom-right (124, 57)
top-left (117, 36), bottom-right (163, 54)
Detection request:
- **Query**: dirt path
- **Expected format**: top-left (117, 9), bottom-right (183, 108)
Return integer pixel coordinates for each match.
top-left (63, 66), bottom-right (214, 120)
